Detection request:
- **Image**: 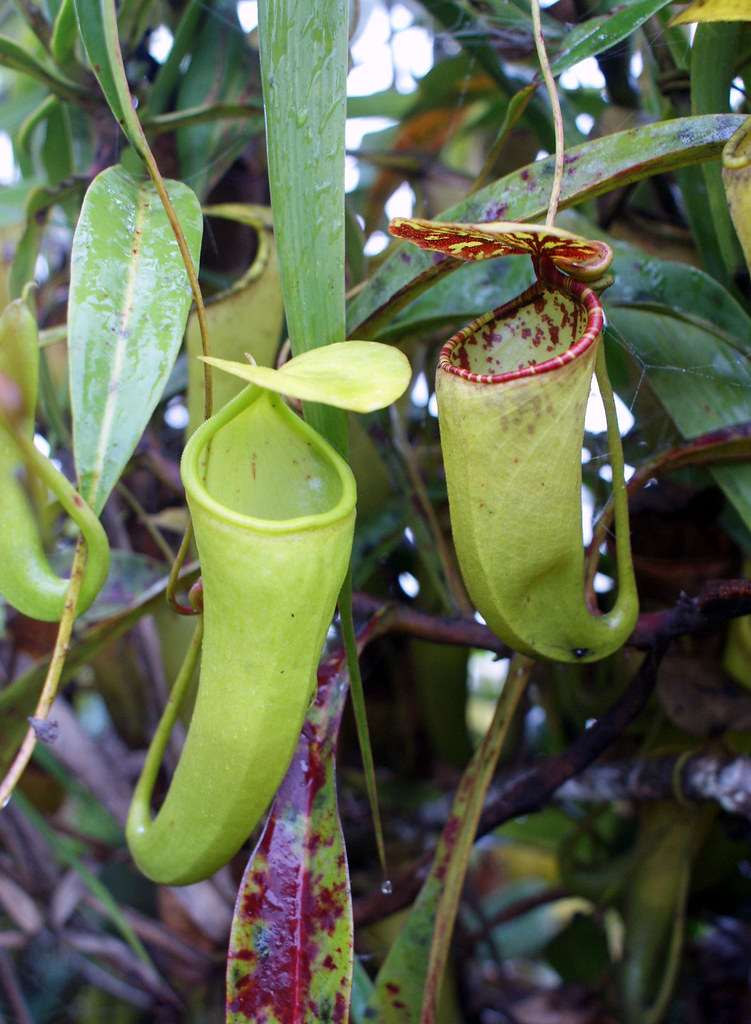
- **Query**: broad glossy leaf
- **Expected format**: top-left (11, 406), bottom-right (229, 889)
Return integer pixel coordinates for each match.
top-left (606, 252), bottom-right (751, 340)
top-left (202, 341), bottom-right (412, 413)
top-left (257, 0), bottom-right (348, 450)
top-left (68, 165), bottom-right (202, 513)
top-left (672, 0), bottom-right (751, 24)
top-left (226, 616), bottom-right (386, 1024)
top-left (347, 114), bottom-right (743, 335)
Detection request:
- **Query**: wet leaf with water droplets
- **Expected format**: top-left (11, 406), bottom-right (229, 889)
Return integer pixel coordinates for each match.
top-left (226, 614), bottom-right (382, 1024)
top-left (68, 165), bottom-right (202, 513)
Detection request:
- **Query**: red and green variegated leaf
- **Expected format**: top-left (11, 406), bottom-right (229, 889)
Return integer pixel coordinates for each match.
top-left (351, 115), bottom-right (742, 338)
top-left (388, 218), bottom-right (613, 281)
top-left (226, 613), bottom-right (382, 1024)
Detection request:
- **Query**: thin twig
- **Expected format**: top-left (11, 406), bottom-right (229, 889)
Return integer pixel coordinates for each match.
top-left (0, 538), bottom-right (87, 809)
top-left (115, 481), bottom-right (176, 564)
top-left (531, 0), bottom-right (564, 225)
top-left (354, 645), bottom-right (664, 927)
top-left (351, 578), bottom-right (751, 655)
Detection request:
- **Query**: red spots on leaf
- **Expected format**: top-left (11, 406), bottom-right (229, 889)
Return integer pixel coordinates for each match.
top-left (225, 633), bottom-right (376, 1023)
top-left (484, 202), bottom-right (508, 220)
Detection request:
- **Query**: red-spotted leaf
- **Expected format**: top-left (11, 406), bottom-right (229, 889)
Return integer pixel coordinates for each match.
top-left (226, 613), bottom-right (383, 1024)
top-left (388, 217), bottom-right (613, 281)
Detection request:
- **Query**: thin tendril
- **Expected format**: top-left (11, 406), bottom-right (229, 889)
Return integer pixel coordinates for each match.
top-left (531, 0), bottom-right (565, 226)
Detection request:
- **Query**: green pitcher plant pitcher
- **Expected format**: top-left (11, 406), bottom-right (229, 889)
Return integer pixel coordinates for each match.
top-left (127, 384), bottom-right (356, 884)
top-left (0, 296), bottom-right (109, 621)
top-left (127, 341), bottom-right (411, 885)
top-left (390, 218), bottom-right (638, 663)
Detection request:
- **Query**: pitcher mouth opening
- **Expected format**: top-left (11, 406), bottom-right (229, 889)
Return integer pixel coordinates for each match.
top-left (438, 269), bottom-right (603, 386)
top-left (181, 385), bottom-right (357, 535)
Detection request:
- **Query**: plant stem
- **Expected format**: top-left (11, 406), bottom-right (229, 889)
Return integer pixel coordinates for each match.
top-left (339, 574), bottom-right (388, 881)
top-left (421, 654), bottom-right (534, 1024)
top-left (167, 520), bottom-right (198, 615)
top-left (0, 537), bottom-right (86, 809)
top-left (531, 0), bottom-right (564, 226)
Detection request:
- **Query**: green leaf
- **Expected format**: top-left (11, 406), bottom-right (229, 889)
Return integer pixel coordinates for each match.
top-left (41, 99), bottom-right (74, 183)
top-left (50, 0), bottom-right (79, 67)
top-left (0, 34), bottom-right (89, 105)
top-left (202, 341), bottom-right (412, 413)
top-left (10, 179), bottom-right (84, 299)
top-left (72, 0), bottom-right (143, 154)
top-left (681, 23), bottom-right (745, 292)
top-left (175, 3), bottom-right (259, 200)
top-left (723, 116), bottom-right (751, 277)
top-left (347, 114), bottom-right (744, 336)
top-left (142, 0), bottom-right (203, 117)
top-left (550, 0), bottom-right (675, 76)
top-left (68, 164), bottom-right (202, 513)
top-left (605, 257), bottom-right (751, 528)
top-left (257, 0), bottom-right (349, 451)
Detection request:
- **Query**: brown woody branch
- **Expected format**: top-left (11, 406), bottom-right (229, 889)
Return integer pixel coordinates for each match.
top-left (353, 578), bottom-right (751, 655)
top-left (351, 581), bottom-right (751, 927)
top-left (552, 754), bottom-right (751, 820)
top-left (353, 647), bottom-right (664, 927)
